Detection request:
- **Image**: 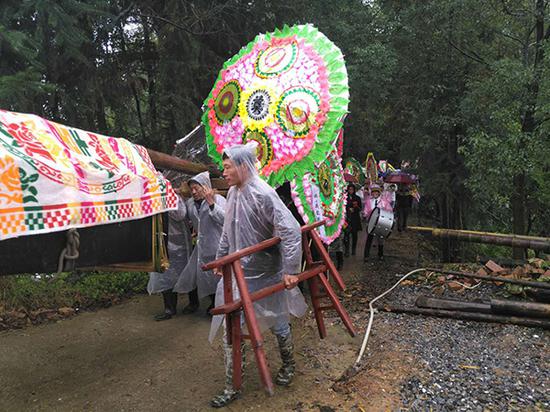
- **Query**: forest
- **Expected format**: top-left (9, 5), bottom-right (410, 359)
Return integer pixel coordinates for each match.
top-left (1, 0), bottom-right (549, 260)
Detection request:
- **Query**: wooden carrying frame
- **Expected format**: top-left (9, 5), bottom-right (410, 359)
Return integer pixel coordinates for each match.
top-left (202, 221), bottom-right (356, 395)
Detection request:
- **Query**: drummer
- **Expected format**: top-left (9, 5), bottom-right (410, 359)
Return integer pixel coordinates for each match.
top-left (362, 184), bottom-right (392, 262)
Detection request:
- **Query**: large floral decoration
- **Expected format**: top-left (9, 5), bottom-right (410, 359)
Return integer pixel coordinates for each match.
top-left (344, 157), bottom-right (366, 187)
top-left (203, 24), bottom-right (349, 186)
top-left (290, 149), bottom-right (346, 244)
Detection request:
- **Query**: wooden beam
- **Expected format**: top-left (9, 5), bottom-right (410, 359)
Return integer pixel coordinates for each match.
top-left (382, 306), bottom-right (550, 329)
top-left (146, 148), bottom-right (221, 177)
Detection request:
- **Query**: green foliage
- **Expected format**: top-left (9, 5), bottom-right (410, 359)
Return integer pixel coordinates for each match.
top-left (1, 0), bottom-right (549, 259)
top-left (0, 271), bottom-right (148, 311)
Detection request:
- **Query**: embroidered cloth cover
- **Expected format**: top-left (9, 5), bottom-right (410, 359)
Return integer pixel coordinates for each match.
top-left (0, 110), bottom-right (177, 240)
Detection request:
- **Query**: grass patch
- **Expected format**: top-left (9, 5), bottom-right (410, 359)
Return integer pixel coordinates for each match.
top-left (0, 271), bottom-right (148, 312)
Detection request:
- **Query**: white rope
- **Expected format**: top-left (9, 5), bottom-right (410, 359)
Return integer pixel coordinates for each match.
top-left (354, 268), bottom-right (427, 366)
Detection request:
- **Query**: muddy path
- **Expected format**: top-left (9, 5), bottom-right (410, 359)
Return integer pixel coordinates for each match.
top-left (0, 228), bottom-right (421, 412)
top-left (8, 226), bottom-right (543, 411)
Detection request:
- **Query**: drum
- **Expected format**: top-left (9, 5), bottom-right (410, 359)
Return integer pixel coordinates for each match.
top-left (367, 207), bottom-right (394, 238)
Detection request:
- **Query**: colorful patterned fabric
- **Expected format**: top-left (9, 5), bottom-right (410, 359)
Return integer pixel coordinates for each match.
top-left (203, 24), bottom-right (349, 187)
top-left (0, 110), bottom-right (177, 240)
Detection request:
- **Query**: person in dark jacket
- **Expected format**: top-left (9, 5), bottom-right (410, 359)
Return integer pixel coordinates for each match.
top-left (344, 184), bottom-right (362, 256)
top-left (395, 184), bottom-right (413, 231)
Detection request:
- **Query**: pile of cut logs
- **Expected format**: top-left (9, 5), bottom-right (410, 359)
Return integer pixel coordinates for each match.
top-left (382, 260), bottom-right (550, 329)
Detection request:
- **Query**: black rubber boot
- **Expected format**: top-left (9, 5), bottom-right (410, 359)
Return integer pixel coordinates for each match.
top-left (154, 290), bottom-right (176, 321)
top-left (206, 294), bottom-right (215, 315)
top-left (378, 245), bottom-right (384, 261)
top-left (364, 233), bottom-right (374, 263)
top-left (182, 289), bottom-right (199, 314)
top-left (169, 291), bottom-right (178, 314)
top-left (336, 252), bottom-right (344, 271)
top-left (275, 331), bottom-right (296, 386)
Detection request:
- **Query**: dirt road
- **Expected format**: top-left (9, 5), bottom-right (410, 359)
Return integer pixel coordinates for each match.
top-left (2, 233), bottom-right (395, 411)
top-left (5, 228), bottom-right (544, 411)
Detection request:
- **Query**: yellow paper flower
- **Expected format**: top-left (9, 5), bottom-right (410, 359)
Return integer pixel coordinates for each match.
top-left (238, 86), bottom-right (278, 131)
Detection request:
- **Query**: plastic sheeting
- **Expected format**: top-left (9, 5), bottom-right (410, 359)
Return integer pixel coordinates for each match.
top-left (209, 144), bottom-right (307, 342)
top-left (173, 172), bottom-right (226, 298)
top-left (147, 196), bottom-right (192, 294)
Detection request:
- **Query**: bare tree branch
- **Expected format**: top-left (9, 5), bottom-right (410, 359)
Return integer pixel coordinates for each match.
top-left (499, 0), bottom-right (533, 17)
top-left (138, 13), bottom-right (224, 36)
top-left (447, 39), bottom-right (490, 66)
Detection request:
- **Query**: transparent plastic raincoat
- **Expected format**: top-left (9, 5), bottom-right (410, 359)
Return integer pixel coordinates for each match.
top-left (147, 195), bottom-right (192, 294)
top-left (173, 172), bottom-right (226, 299)
top-left (209, 143), bottom-right (308, 342)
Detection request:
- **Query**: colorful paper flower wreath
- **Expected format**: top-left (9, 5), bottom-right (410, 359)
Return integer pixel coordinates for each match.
top-left (203, 24), bottom-right (349, 187)
top-left (242, 129), bottom-right (273, 168)
top-left (238, 86), bottom-right (278, 131)
top-left (344, 157), bottom-right (366, 186)
top-left (290, 149), bottom-right (346, 244)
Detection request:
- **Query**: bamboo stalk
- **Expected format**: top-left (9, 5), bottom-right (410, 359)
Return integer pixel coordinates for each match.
top-left (410, 226), bottom-right (550, 251)
top-left (490, 298), bottom-right (550, 318)
top-left (415, 295), bottom-right (491, 313)
top-left (381, 305), bottom-right (550, 329)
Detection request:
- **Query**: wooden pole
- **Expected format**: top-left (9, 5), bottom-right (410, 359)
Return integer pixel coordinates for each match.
top-left (308, 274), bottom-right (328, 339)
top-left (410, 226), bottom-right (550, 251)
top-left (317, 272), bottom-right (357, 337)
top-left (416, 295), bottom-right (550, 318)
top-left (210, 265), bottom-right (327, 316)
top-left (382, 306), bottom-right (550, 329)
top-left (490, 298), bottom-right (550, 319)
top-left (415, 295), bottom-right (491, 313)
top-left (309, 229), bottom-right (347, 291)
top-left (146, 148), bottom-right (222, 177)
top-left (231, 260), bottom-right (274, 396)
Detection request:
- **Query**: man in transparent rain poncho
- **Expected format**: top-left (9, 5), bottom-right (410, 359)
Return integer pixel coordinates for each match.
top-left (147, 188), bottom-right (192, 320)
top-left (173, 171), bottom-right (226, 314)
top-left (209, 143), bottom-right (308, 408)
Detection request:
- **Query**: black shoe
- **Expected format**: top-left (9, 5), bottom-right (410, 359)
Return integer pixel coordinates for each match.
top-left (378, 255), bottom-right (384, 262)
top-left (182, 304), bottom-right (199, 314)
top-left (363, 257), bottom-right (369, 263)
top-left (154, 312), bottom-right (173, 321)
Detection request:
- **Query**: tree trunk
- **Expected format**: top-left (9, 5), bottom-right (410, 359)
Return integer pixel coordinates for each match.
top-left (513, 0), bottom-right (546, 259)
top-left (141, 16), bottom-right (158, 143)
top-left (511, 173), bottom-right (526, 259)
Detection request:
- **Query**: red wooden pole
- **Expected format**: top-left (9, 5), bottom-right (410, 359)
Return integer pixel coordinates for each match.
top-left (221, 265), bottom-right (243, 391)
top-left (310, 229), bottom-right (346, 291)
top-left (222, 265), bottom-right (233, 345)
top-left (317, 272), bottom-right (357, 337)
top-left (203, 221), bottom-right (325, 272)
top-left (231, 311), bottom-right (242, 391)
top-left (210, 265), bottom-right (327, 316)
top-left (308, 276), bottom-right (328, 339)
top-left (231, 260), bottom-right (274, 396)
top-left (203, 237), bottom-right (281, 270)
top-left (302, 232), bottom-right (315, 267)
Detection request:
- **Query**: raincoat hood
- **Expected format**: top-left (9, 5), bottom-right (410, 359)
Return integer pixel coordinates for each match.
top-left (188, 171), bottom-right (212, 189)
